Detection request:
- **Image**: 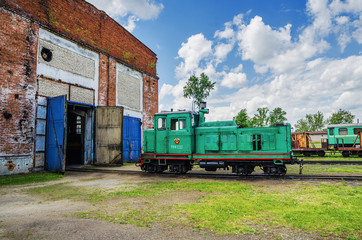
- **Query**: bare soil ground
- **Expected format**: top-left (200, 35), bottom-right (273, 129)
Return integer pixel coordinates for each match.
top-left (0, 167), bottom-right (346, 240)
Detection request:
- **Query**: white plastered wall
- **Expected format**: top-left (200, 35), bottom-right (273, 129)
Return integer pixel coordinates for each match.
top-left (116, 63), bottom-right (143, 119)
top-left (37, 28), bottom-right (99, 105)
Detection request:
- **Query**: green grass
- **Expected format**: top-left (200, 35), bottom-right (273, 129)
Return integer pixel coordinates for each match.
top-left (29, 180), bottom-right (361, 239)
top-left (287, 164), bottom-right (362, 175)
top-left (0, 172), bottom-right (65, 186)
top-left (295, 152), bottom-right (362, 161)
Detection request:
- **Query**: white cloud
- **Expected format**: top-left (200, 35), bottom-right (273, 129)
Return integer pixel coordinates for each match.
top-left (333, 91), bottom-right (362, 109)
top-left (353, 27), bottom-right (362, 43)
top-left (159, 83), bottom-right (174, 100)
top-left (329, 0), bottom-right (362, 15)
top-left (214, 43), bottom-right (234, 63)
top-left (161, 0), bottom-right (362, 125)
top-left (86, 0), bottom-right (163, 32)
top-left (335, 15), bottom-right (350, 25)
top-left (214, 24), bottom-right (235, 39)
top-left (238, 16), bottom-right (292, 64)
top-left (124, 16), bottom-right (139, 32)
top-left (220, 64), bottom-right (247, 88)
top-left (175, 33), bottom-right (213, 78)
top-left (220, 72), bottom-right (247, 88)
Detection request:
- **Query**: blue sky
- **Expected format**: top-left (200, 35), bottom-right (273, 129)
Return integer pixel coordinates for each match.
top-left (86, 0), bottom-right (362, 127)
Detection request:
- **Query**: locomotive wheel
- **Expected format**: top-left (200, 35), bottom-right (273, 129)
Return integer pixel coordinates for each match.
top-left (156, 165), bottom-right (168, 173)
top-left (142, 164), bottom-right (157, 173)
top-left (342, 151), bottom-right (350, 157)
top-left (169, 164), bottom-right (189, 174)
top-left (279, 166), bottom-right (287, 176)
top-left (318, 151), bottom-right (325, 157)
top-left (263, 166), bottom-right (286, 176)
top-left (236, 165), bottom-right (254, 175)
top-left (303, 152), bottom-right (311, 157)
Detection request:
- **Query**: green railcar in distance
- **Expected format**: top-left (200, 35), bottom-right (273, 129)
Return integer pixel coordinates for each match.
top-left (141, 107), bottom-right (301, 175)
top-left (327, 123), bottom-right (362, 147)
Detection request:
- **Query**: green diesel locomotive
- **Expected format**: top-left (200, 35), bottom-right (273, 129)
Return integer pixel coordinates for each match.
top-left (140, 106), bottom-right (301, 175)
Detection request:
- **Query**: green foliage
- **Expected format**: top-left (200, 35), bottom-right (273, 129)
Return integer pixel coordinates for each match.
top-left (233, 109), bottom-right (252, 128)
top-left (251, 107), bottom-right (270, 127)
top-left (233, 107), bottom-right (287, 128)
top-left (183, 73), bottom-right (215, 109)
top-left (295, 111), bottom-right (325, 132)
top-left (269, 107), bottom-right (287, 126)
top-left (327, 109), bottom-right (355, 124)
top-left (0, 172), bottom-right (64, 186)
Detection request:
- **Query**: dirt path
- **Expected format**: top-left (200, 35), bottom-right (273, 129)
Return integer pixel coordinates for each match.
top-left (0, 172), bottom-right (250, 240)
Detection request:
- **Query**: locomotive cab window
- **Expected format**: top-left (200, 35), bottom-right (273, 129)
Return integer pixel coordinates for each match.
top-left (171, 118), bottom-right (186, 131)
top-left (354, 128), bottom-right (362, 134)
top-left (157, 117), bottom-right (167, 131)
top-left (339, 128), bottom-right (348, 135)
top-left (329, 128), bottom-right (334, 135)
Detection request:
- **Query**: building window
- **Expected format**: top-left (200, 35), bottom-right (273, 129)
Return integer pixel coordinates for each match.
top-left (41, 47), bottom-right (53, 62)
top-left (338, 128), bottom-right (348, 135)
top-left (76, 116), bottom-right (82, 134)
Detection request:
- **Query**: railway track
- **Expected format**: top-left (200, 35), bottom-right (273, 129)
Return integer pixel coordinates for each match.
top-left (66, 167), bottom-right (362, 181)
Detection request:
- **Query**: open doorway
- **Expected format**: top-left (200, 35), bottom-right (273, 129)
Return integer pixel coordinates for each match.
top-left (66, 102), bottom-right (94, 166)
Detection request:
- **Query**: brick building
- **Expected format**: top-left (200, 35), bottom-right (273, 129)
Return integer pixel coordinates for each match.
top-left (0, 0), bottom-right (159, 175)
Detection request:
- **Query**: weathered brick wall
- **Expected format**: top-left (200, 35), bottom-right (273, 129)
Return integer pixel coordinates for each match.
top-left (143, 76), bottom-right (158, 129)
top-left (0, 9), bottom-right (38, 159)
top-left (0, 0), bottom-right (159, 174)
top-left (0, 0), bottom-right (158, 78)
top-left (98, 53), bottom-right (109, 106)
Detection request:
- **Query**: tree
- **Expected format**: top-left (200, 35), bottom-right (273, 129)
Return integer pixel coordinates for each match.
top-left (269, 107), bottom-right (287, 126)
top-left (233, 109), bottom-right (252, 128)
top-left (294, 111), bottom-right (325, 132)
top-left (233, 106), bottom-right (287, 128)
top-left (251, 107), bottom-right (270, 127)
top-left (327, 109), bottom-right (355, 124)
top-left (183, 73), bottom-right (215, 109)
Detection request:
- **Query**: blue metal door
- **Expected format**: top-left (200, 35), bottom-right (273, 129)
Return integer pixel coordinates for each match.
top-left (46, 95), bottom-right (67, 172)
top-left (122, 116), bottom-right (141, 162)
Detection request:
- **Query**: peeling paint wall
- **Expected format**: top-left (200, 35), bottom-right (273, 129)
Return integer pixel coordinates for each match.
top-left (143, 75), bottom-right (158, 130)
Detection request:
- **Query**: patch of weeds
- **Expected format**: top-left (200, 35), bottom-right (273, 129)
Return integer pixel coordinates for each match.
top-left (0, 172), bottom-right (64, 186)
top-left (27, 183), bottom-right (107, 204)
